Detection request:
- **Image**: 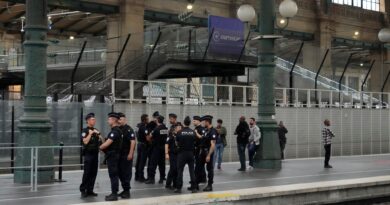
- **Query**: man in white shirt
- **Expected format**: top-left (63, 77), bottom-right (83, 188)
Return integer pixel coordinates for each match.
top-left (248, 118), bottom-right (261, 169)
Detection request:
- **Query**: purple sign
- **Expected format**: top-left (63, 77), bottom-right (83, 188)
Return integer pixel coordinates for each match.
top-left (208, 15), bottom-right (244, 56)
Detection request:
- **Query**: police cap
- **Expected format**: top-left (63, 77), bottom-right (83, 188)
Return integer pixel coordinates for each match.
top-left (193, 116), bottom-right (201, 121)
top-left (85, 113), bottom-right (95, 121)
top-left (169, 113), bottom-right (177, 118)
top-left (201, 115), bottom-right (213, 122)
top-left (152, 111), bottom-right (160, 117)
top-left (108, 112), bottom-right (120, 119)
top-left (117, 112), bottom-right (126, 118)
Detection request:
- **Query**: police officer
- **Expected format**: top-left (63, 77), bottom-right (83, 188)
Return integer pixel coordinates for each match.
top-left (196, 115), bottom-right (217, 192)
top-left (146, 111), bottom-right (166, 183)
top-left (165, 113), bottom-right (181, 189)
top-left (135, 114), bottom-right (150, 182)
top-left (80, 113), bottom-right (103, 198)
top-left (100, 112), bottom-right (123, 201)
top-left (145, 115), bottom-right (168, 184)
top-left (117, 112), bottom-right (136, 199)
top-left (175, 116), bottom-right (197, 193)
top-left (193, 116), bottom-right (207, 185)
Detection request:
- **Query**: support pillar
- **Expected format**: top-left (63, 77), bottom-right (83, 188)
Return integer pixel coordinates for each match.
top-left (253, 0), bottom-right (281, 170)
top-left (14, 0), bottom-right (53, 183)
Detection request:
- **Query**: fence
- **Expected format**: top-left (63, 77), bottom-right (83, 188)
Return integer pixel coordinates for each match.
top-left (0, 100), bottom-right (390, 191)
top-left (112, 79), bottom-right (390, 108)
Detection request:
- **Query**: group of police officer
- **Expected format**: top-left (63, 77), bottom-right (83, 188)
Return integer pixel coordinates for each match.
top-left (80, 111), bottom-right (218, 201)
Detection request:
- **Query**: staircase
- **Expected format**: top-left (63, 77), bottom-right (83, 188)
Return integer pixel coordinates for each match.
top-left (46, 26), bottom-right (383, 105)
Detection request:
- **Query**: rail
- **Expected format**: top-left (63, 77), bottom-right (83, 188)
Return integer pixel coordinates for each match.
top-left (112, 79), bottom-right (390, 108)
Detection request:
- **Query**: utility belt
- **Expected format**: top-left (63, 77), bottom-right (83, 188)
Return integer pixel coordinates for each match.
top-left (103, 150), bottom-right (120, 164)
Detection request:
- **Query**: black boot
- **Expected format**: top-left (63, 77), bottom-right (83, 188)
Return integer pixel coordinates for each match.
top-left (119, 190), bottom-right (130, 199)
top-left (188, 185), bottom-right (199, 191)
top-left (158, 179), bottom-right (164, 184)
top-left (81, 191), bottom-right (88, 198)
top-left (203, 184), bottom-right (213, 192)
top-left (138, 177), bottom-right (146, 183)
top-left (174, 188), bottom-right (182, 193)
top-left (105, 193), bottom-right (118, 201)
top-left (87, 191), bottom-right (98, 197)
top-left (145, 179), bottom-right (155, 184)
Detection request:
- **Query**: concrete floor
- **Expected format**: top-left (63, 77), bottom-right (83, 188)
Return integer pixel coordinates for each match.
top-left (1, 154), bottom-right (390, 205)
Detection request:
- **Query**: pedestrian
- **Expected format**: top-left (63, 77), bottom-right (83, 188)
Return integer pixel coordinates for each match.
top-left (165, 113), bottom-right (181, 190)
top-left (214, 119), bottom-right (227, 170)
top-left (234, 116), bottom-right (250, 171)
top-left (79, 113), bottom-right (103, 198)
top-left (193, 116), bottom-right (207, 184)
top-left (135, 114), bottom-right (150, 182)
top-left (175, 116), bottom-right (197, 193)
top-left (195, 115), bottom-right (217, 192)
top-left (278, 121), bottom-right (288, 160)
top-left (248, 118), bottom-right (261, 168)
top-left (322, 119), bottom-right (335, 168)
top-left (145, 115), bottom-right (168, 184)
top-left (100, 112), bottom-right (123, 201)
top-left (117, 112), bottom-right (136, 199)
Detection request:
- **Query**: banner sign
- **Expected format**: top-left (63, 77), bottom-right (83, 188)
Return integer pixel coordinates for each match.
top-left (208, 15), bottom-right (244, 56)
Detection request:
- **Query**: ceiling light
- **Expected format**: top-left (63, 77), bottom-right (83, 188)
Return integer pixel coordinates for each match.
top-left (187, 4), bottom-right (193, 10)
top-left (69, 36), bottom-right (74, 40)
top-left (280, 19), bottom-right (286, 24)
top-left (354, 31), bottom-right (359, 36)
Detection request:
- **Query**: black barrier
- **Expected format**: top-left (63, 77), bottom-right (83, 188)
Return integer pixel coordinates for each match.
top-left (11, 106), bottom-right (15, 173)
top-left (54, 142), bottom-right (66, 182)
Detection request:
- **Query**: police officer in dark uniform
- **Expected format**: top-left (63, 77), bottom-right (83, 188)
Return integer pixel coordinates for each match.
top-left (145, 115), bottom-right (168, 184)
top-left (175, 116), bottom-right (197, 193)
top-left (165, 113), bottom-right (181, 190)
top-left (193, 116), bottom-right (207, 184)
top-left (80, 113), bottom-right (102, 198)
top-left (135, 114), bottom-right (149, 182)
top-left (100, 112), bottom-right (123, 201)
top-left (117, 112), bottom-right (136, 199)
top-left (145, 111), bottom-right (166, 184)
top-left (196, 115), bottom-right (217, 192)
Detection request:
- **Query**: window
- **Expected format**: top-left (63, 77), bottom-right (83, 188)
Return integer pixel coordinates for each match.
top-left (332, 0), bottom-right (379, 11)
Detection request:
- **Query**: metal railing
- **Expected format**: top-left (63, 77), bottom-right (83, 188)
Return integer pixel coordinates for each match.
top-left (0, 145), bottom-right (83, 192)
top-left (112, 79), bottom-right (390, 108)
top-left (6, 49), bottom-right (107, 70)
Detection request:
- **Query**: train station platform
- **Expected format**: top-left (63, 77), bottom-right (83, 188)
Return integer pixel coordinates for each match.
top-left (1, 154), bottom-right (390, 205)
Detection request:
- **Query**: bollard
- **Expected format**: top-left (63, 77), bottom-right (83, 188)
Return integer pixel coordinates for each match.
top-left (11, 106), bottom-right (15, 173)
top-left (80, 107), bottom-right (83, 170)
top-left (54, 142), bottom-right (66, 182)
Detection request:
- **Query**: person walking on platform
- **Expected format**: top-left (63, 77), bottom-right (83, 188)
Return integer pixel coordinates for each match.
top-left (175, 116), bottom-right (197, 193)
top-left (193, 116), bottom-right (207, 184)
top-left (165, 113), bottom-right (181, 190)
top-left (117, 112), bottom-right (136, 199)
top-left (80, 113), bottom-right (103, 198)
top-left (278, 121), bottom-right (288, 160)
top-left (234, 116), bottom-right (250, 171)
top-left (214, 119), bottom-right (227, 170)
top-left (135, 114), bottom-right (150, 182)
top-left (195, 115), bottom-right (217, 192)
top-left (145, 115), bottom-right (168, 184)
top-left (322, 119), bottom-right (335, 168)
top-left (100, 112), bottom-right (123, 201)
top-left (248, 118), bottom-right (261, 169)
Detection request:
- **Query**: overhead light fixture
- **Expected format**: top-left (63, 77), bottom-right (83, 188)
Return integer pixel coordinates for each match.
top-left (354, 31), bottom-right (359, 36)
top-left (69, 36), bottom-right (74, 40)
top-left (360, 63), bottom-right (364, 67)
top-left (280, 19), bottom-right (286, 24)
top-left (187, 3), bottom-right (193, 10)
